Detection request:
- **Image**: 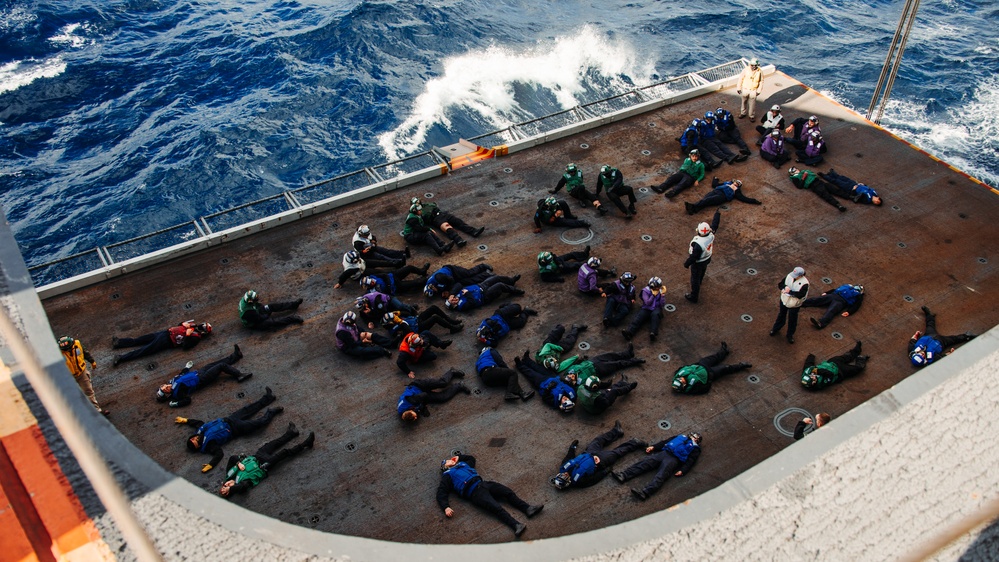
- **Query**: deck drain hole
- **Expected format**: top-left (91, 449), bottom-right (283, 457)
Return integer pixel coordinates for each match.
top-left (473, 388), bottom-right (482, 395)
top-left (146, 362), bottom-right (158, 371)
top-left (503, 168), bottom-right (513, 173)
top-left (560, 228), bottom-right (594, 245)
top-left (330, 223), bottom-right (339, 229)
top-left (720, 205), bottom-right (730, 210)
top-left (664, 304), bottom-right (676, 312)
top-left (580, 143), bottom-right (590, 149)
top-left (746, 268), bottom-right (757, 275)
top-left (111, 293), bottom-right (120, 300)
top-left (821, 277), bottom-right (833, 284)
top-left (897, 242), bottom-right (907, 248)
top-left (903, 295), bottom-right (914, 302)
top-left (450, 448), bottom-right (462, 457)
top-left (641, 150), bottom-right (651, 156)
top-left (831, 332), bottom-right (843, 340)
top-left (774, 408), bottom-right (811, 437)
top-left (978, 257), bottom-right (988, 264)
top-left (658, 353), bottom-right (670, 362)
top-left (306, 261), bottom-right (313, 268)
top-left (657, 420), bottom-right (672, 430)
top-left (958, 213), bottom-right (968, 219)
top-left (424, 192), bottom-right (434, 199)
top-left (236, 392), bottom-right (245, 399)
top-left (344, 442), bottom-right (357, 452)
top-left (741, 314), bottom-right (753, 323)
top-left (747, 374), bottom-right (760, 384)
top-left (648, 122), bottom-right (657, 128)
top-left (184, 303), bottom-right (192, 309)
top-left (892, 205), bottom-right (901, 211)
top-left (638, 187), bottom-right (650, 194)
top-left (310, 516), bottom-right (320, 524)
top-left (488, 438), bottom-right (506, 447)
top-left (578, 341), bottom-right (591, 351)
top-left (477, 244), bottom-right (488, 251)
top-left (220, 258), bottom-right (230, 265)
top-left (641, 234), bottom-right (653, 242)
top-left (489, 200), bottom-right (500, 207)
top-left (817, 237), bottom-right (828, 244)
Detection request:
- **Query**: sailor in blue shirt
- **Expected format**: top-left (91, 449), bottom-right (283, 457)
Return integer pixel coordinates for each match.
top-left (176, 388), bottom-right (283, 472)
top-left (550, 421), bottom-right (645, 490)
top-left (908, 306), bottom-right (976, 368)
top-left (156, 344), bottom-right (251, 407)
top-left (818, 169), bottom-right (884, 206)
top-left (438, 454), bottom-right (543, 538)
top-left (802, 283), bottom-right (865, 330)
top-left (613, 432), bottom-right (702, 501)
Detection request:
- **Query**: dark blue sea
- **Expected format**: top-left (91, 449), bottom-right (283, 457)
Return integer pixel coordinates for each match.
top-left (2, 1), bottom-right (997, 281)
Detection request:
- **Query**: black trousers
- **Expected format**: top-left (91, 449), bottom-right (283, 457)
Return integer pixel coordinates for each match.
top-left (605, 186), bottom-right (637, 214)
top-left (617, 451), bottom-right (681, 497)
top-left (197, 349), bottom-right (244, 387)
top-left (467, 481), bottom-right (531, 530)
top-left (688, 259), bottom-right (710, 301)
top-left (226, 392), bottom-right (278, 437)
top-left (801, 294), bottom-right (848, 327)
top-left (626, 307), bottom-right (663, 337)
top-left (115, 330), bottom-right (173, 363)
top-left (771, 302), bottom-right (802, 338)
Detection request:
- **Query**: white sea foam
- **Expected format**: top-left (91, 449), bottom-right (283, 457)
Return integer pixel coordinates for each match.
top-left (0, 6), bottom-right (36, 34)
top-left (0, 57), bottom-right (68, 95)
top-left (49, 23), bottom-right (92, 48)
top-left (881, 75), bottom-right (999, 187)
top-left (377, 26), bottom-right (654, 161)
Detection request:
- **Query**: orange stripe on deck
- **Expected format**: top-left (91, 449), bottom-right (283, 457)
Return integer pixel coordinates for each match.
top-left (450, 146), bottom-right (497, 170)
top-left (1, 425), bottom-right (107, 560)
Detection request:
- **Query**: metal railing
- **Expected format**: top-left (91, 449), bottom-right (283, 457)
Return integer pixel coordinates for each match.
top-left (30, 59), bottom-right (753, 297)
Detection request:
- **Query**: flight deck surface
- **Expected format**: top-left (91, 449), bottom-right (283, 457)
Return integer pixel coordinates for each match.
top-left (41, 71), bottom-right (999, 544)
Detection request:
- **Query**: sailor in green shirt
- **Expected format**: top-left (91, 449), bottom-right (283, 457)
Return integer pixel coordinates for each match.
top-left (651, 149), bottom-right (706, 198)
top-left (671, 342), bottom-right (752, 395)
top-left (534, 324), bottom-right (588, 372)
top-left (413, 196), bottom-right (485, 248)
top-left (219, 423), bottom-right (315, 497)
top-left (403, 203), bottom-right (454, 256)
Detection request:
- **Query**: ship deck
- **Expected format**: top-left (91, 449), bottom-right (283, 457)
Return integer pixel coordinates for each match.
top-left (40, 71), bottom-right (999, 544)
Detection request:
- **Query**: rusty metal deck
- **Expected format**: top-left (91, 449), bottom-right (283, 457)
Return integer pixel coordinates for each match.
top-left (40, 71), bottom-right (999, 544)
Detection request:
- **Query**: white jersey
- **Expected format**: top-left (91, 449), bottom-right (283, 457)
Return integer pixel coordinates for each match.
top-left (342, 254), bottom-right (366, 279)
top-left (761, 111), bottom-right (784, 130)
top-left (352, 232), bottom-right (374, 251)
top-left (690, 233), bottom-right (715, 263)
top-left (780, 273), bottom-right (809, 308)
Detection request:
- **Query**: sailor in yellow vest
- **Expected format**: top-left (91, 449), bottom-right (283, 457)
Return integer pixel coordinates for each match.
top-left (736, 58), bottom-right (764, 121)
top-left (770, 266), bottom-right (810, 344)
top-left (58, 336), bottom-right (108, 416)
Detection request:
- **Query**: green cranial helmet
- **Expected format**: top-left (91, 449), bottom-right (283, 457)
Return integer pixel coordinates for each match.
top-left (566, 163), bottom-right (577, 174)
top-left (544, 196), bottom-right (558, 207)
top-left (600, 165), bottom-right (611, 175)
top-left (244, 290), bottom-right (258, 303)
top-left (543, 357), bottom-right (558, 371)
top-left (538, 251), bottom-right (554, 265)
top-left (410, 203), bottom-right (422, 213)
top-left (583, 376), bottom-right (600, 391)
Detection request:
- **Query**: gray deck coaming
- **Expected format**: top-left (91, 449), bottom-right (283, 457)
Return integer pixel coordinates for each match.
top-left (35, 71), bottom-right (999, 551)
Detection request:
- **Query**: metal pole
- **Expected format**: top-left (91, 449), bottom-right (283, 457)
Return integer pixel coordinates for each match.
top-left (867, 0), bottom-right (920, 122)
top-left (0, 311), bottom-right (162, 562)
top-left (897, 494), bottom-right (999, 562)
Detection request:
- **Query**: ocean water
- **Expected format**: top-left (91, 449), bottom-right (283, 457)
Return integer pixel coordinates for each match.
top-left (1, 0), bottom-right (997, 281)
